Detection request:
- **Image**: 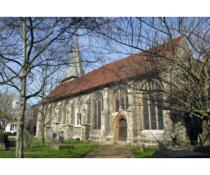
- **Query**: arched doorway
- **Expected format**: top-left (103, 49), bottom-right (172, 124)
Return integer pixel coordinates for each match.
top-left (119, 118), bottom-right (127, 141)
top-left (114, 116), bottom-right (127, 142)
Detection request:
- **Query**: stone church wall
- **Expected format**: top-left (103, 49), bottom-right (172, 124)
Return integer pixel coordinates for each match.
top-left (36, 81), bottom-right (190, 147)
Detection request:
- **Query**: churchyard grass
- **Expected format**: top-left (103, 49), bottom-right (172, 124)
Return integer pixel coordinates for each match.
top-left (0, 137), bottom-right (99, 158)
top-left (0, 136), bottom-right (162, 158)
top-left (131, 146), bottom-right (159, 158)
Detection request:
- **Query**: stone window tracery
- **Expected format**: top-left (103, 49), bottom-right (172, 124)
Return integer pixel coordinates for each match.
top-left (94, 93), bottom-right (103, 129)
top-left (75, 108), bottom-right (81, 127)
top-left (143, 81), bottom-right (164, 130)
top-left (71, 104), bottom-right (74, 125)
top-left (115, 88), bottom-right (129, 112)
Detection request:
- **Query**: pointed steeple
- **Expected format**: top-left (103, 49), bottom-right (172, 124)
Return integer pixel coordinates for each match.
top-left (62, 41), bottom-right (84, 82)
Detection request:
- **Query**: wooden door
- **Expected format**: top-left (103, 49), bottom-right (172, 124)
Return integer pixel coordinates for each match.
top-left (119, 118), bottom-right (127, 141)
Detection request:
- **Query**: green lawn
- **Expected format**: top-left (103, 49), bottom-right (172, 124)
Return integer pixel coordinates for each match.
top-left (0, 139), bottom-right (99, 158)
top-left (1, 136), bottom-right (161, 158)
top-left (131, 146), bottom-right (159, 158)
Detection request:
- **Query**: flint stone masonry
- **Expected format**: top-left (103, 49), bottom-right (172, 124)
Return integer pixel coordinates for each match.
top-left (35, 37), bottom-right (192, 147)
top-left (36, 83), bottom-right (190, 146)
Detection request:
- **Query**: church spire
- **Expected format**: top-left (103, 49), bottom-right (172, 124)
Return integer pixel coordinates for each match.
top-left (62, 41), bottom-right (84, 82)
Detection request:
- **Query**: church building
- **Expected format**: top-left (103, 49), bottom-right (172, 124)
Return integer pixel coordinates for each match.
top-left (36, 36), bottom-right (190, 146)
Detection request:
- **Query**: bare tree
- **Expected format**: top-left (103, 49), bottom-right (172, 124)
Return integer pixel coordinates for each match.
top-left (35, 65), bottom-right (62, 145)
top-left (94, 17), bottom-right (210, 145)
top-left (0, 17), bottom-right (109, 157)
top-left (0, 89), bottom-right (15, 131)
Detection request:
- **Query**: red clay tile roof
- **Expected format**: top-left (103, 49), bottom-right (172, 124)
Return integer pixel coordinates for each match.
top-left (44, 36), bottom-right (183, 104)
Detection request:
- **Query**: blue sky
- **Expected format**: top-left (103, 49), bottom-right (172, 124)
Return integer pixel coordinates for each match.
top-left (1, 17), bottom-right (209, 106)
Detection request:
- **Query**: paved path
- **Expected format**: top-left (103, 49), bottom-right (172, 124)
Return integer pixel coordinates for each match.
top-left (85, 143), bottom-right (210, 158)
top-left (86, 144), bottom-right (134, 158)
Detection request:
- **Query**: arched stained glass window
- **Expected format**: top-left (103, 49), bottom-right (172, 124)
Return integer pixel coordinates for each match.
top-left (115, 88), bottom-right (129, 112)
top-left (87, 99), bottom-right (91, 124)
top-left (115, 95), bottom-right (120, 112)
top-left (94, 93), bottom-right (103, 129)
top-left (143, 81), bottom-right (164, 130)
top-left (76, 112), bottom-right (81, 126)
top-left (143, 92), bottom-right (149, 129)
top-left (71, 104), bottom-right (74, 125)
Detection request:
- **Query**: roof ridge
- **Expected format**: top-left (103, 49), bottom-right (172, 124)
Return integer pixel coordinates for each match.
top-left (66, 35), bottom-right (183, 80)
top-left (45, 36), bottom-right (183, 104)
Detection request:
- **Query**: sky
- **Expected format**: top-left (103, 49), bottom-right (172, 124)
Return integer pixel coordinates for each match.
top-left (0, 17), bottom-right (209, 106)
top-left (0, 17), bottom-right (189, 105)
top-left (0, 24), bottom-right (134, 106)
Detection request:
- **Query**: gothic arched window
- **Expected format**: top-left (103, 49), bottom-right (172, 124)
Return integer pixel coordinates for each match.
top-left (143, 81), bottom-right (164, 130)
top-left (65, 110), bottom-right (70, 124)
top-left (76, 112), bottom-right (81, 126)
top-left (87, 99), bottom-right (91, 124)
top-left (115, 95), bottom-right (120, 112)
top-left (94, 93), bottom-right (103, 129)
top-left (75, 109), bottom-right (81, 126)
top-left (71, 104), bottom-right (74, 125)
top-left (58, 109), bottom-right (62, 123)
top-left (115, 88), bottom-right (129, 112)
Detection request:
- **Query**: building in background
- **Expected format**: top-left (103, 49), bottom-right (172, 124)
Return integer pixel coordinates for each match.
top-left (3, 98), bottom-right (32, 135)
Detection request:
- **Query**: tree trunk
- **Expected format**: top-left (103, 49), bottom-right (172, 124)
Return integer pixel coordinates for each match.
top-left (197, 118), bottom-right (209, 147)
top-left (16, 95), bottom-right (26, 158)
top-left (41, 122), bottom-right (45, 145)
top-left (201, 119), bottom-right (209, 146)
top-left (16, 18), bottom-right (27, 158)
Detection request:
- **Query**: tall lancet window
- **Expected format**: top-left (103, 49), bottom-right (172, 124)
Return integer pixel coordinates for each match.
top-left (94, 93), bottom-right (103, 129)
top-left (71, 104), bottom-right (74, 125)
top-left (75, 108), bottom-right (81, 127)
top-left (115, 88), bottom-right (129, 112)
top-left (143, 81), bottom-right (164, 130)
top-left (87, 99), bottom-right (91, 124)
